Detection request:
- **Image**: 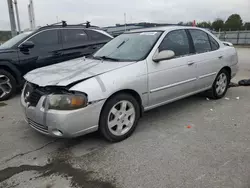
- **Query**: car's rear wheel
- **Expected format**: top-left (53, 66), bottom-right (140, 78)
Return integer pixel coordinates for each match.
top-left (99, 93), bottom-right (140, 142)
top-left (208, 69), bottom-right (230, 99)
top-left (0, 69), bottom-right (16, 101)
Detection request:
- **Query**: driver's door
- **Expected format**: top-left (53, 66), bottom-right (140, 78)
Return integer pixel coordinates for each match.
top-left (18, 29), bottom-right (63, 75)
top-left (147, 29), bottom-right (198, 107)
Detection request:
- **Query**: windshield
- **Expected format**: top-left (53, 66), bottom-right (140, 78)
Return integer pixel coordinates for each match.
top-left (93, 31), bottom-right (162, 61)
top-left (0, 31), bottom-right (33, 49)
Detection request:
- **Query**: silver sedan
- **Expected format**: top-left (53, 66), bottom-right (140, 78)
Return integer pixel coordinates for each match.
top-left (21, 26), bottom-right (238, 142)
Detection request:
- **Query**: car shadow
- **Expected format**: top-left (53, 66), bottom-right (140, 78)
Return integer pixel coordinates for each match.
top-left (20, 94), bottom-right (208, 154)
top-left (56, 95), bottom-right (207, 149)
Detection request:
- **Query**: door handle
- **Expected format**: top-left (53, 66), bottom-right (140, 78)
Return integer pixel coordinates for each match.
top-left (187, 62), bottom-right (195, 66)
top-left (218, 55), bottom-right (223, 59)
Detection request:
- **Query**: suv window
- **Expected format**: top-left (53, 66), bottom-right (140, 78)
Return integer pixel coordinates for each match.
top-left (159, 29), bottom-right (190, 57)
top-left (209, 35), bottom-right (220, 50)
top-left (29, 30), bottom-right (59, 47)
top-left (85, 30), bottom-right (110, 41)
top-left (62, 29), bottom-right (88, 45)
top-left (189, 29), bottom-right (211, 53)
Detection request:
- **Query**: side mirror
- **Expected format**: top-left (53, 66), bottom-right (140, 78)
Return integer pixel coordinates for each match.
top-left (19, 41), bottom-right (35, 49)
top-left (153, 50), bottom-right (175, 62)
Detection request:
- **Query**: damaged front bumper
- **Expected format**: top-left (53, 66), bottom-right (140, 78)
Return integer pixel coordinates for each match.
top-left (20, 87), bottom-right (105, 138)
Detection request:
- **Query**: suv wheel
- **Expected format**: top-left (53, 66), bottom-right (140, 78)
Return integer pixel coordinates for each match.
top-left (0, 69), bottom-right (16, 101)
top-left (99, 93), bottom-right (140, 142)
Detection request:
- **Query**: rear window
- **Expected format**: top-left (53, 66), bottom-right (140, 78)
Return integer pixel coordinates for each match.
top-left (85, 30), bottom-right (111, 41)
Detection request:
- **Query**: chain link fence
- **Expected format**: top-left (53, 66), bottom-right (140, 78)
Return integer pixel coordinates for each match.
top-left (212, 30), bottom-right (250, 45)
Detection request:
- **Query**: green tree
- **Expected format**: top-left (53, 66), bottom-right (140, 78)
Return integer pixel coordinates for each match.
top-left (197, 21), bottom-right (212, 29)
top-left (212, 19), bottom-right (224, 31)
top-left (224, 14), bottom-right (243, 31)
top-left (244, 22), bottom-right (250, 30)
top-left (0, 31), bottom-right (11, 42)
top-left (185, 21), bottom-right (193, 26)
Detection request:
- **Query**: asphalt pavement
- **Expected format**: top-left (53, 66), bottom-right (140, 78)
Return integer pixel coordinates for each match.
top-left (0, 48), bottom-right (250, 188)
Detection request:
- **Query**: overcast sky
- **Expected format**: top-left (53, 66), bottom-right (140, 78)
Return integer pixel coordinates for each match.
top-left (0, 0), bottom-right (249, 30)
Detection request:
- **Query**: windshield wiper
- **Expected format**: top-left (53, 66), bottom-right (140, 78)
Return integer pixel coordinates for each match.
top-left (117, 40), bottom-right (126, 49)
top-left (94, 56), bottom-right (120, 62)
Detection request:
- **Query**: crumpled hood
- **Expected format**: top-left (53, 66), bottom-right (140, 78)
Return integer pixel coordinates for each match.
top-left (24, 58), bottom-right (135, 87)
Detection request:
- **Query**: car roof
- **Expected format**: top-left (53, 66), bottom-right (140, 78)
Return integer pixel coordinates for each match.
top-left (33, 25), bottom-right (113, 37)
top-left (128, 26), bottom-right (207, 33)
top-left (37, 25), bottom-right (98, 30)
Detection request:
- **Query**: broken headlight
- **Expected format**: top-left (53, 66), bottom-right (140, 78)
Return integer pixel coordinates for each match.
top-left (47, 94), bottom-right (88, 110)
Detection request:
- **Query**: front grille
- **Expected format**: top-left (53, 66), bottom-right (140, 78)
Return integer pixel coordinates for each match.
top-left (23, 82), bottom-right (68, 107)
top-left (29, 90), bottom-right (43, 107)
top-left (28, 118), bottom-right (48, 134)
top-left (23, 83), bottom-right (45, 107)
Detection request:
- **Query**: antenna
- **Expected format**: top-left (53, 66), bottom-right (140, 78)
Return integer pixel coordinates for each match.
top-left (124, 13), bottom-right (127, 31)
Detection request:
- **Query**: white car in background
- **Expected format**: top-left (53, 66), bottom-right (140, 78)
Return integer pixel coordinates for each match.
top-left (21, 26), bottom-right (238, 142)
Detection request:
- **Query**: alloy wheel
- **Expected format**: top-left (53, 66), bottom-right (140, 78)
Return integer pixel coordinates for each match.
top-left (0, 75), bottom-right (12, 99)
top-left (215, 73), bottom-right (228, 95)
top-left (107, 100), bottom-right (136, 136)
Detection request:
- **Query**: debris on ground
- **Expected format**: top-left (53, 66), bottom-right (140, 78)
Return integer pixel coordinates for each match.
top-left (236, 97), bottom-right (240, 100)
top-left (225, 97), bottom-right (230, 100)
top-left (206, 98), bottom-right (210, 101)
top-left (187, 125), bottom-right (192, 129)
top-left (229, 82), bottom-right (239, 87)
top-left (238, 79), bottom-right (250, 86)
top-left (210, 109), bottom-right (214, 112)
top-left (0, 102), bottom-right (7, 107)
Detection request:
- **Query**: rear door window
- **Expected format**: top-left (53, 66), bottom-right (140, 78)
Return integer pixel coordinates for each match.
top-left (189, 29), bottom-right (212, 53)
top-left (208, 35), bottom-right (220, 50)
top-left (159, 29), bottom-right (191, 57)
top-left (85, 30), bottom-right (111, 41)
top-left (62, 29), bottom-right (89, 46)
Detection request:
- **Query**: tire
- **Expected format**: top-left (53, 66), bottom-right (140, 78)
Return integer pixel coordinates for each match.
top-left (0, 69), bottom-right (17, 101)
top-left (99, 93), bottom-right (140, 142)
top-left (207, 69), bottom-right (230, 99)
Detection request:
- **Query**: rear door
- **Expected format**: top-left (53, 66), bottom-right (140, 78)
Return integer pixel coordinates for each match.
top-left (188, 29), bottom-right (222, 89)
top-left (61, 29), bottom-right (94, 61)
top-left (18, 29), bottom-right (63, 74)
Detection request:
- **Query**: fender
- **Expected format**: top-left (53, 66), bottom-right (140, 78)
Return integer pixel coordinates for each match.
top-left (0, 61), bottom-right (23, 85)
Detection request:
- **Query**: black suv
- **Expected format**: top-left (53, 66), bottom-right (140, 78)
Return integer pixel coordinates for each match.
top-left (0, 24), bottom-right (113, 100)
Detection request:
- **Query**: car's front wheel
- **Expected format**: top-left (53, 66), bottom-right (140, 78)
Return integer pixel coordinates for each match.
top-left (99, 93), bottom-right (140, 142)
top-left (0, 69), bottom-right (16, 101)
top-left (208, 69), bottom-right (230, 99)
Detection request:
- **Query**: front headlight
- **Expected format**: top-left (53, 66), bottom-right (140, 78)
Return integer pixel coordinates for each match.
top-left (47, 94), bottom-right (88, 110)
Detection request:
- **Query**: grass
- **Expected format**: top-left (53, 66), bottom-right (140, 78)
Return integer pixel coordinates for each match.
top-left (0, 102), bottom-right (7, 107)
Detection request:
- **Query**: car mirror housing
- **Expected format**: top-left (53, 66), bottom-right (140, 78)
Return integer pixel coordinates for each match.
top-left (153, 50), bottom-right (175, 62)
top-left (19, 41), bottom-right (35, 49)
